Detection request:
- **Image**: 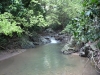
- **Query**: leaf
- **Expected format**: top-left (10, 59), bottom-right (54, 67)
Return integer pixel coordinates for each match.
top-left (90, 0), bottom-right (98, 4)
top-left (85, 10), bottom-right (92, 16)
top-left (83, 1), bottom-right (87, 7)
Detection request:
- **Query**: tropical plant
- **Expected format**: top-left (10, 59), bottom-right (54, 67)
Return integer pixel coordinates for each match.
top-left (40, 0), bottom-right (83, 30)
top-left (63, 0), bottom-right (100, 43)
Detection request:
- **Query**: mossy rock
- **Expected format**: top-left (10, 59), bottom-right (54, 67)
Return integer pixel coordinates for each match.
top-left (20, 36), bottom-right (35, 49)
top-left (61, 36), bottom-right (84, 53)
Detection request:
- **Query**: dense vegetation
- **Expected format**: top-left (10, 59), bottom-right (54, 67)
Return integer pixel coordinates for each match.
top-left (64, 0), bottom-right (100, 43)
top-left (0, 0), bottom-right (100, 49)
top-left (0, 0), bottom-right (47, 49)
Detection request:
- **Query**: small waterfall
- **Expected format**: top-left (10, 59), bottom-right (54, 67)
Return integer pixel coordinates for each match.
top-left (50, 37), bottom-right (59, 43)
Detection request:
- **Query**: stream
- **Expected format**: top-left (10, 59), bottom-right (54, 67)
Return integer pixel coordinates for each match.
top-left (0, 43), bottom-right (99, 75)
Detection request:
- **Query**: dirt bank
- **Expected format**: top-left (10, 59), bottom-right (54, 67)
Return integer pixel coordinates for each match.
top-left (0, 49), bottom-right (26, 61)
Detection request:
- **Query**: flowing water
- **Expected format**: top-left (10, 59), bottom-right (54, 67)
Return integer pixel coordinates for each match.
top-left (0, 43), bottom-right (99, 75)
top-left (50, 37), bottom-right (59, 43)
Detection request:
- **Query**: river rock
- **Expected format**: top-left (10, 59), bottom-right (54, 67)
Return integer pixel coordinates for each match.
top-left (45, 28), bottom-right (55, 33)
top-left (39, 36), bottom-right (50, 44)
top-left (61, 36), bottom-right (76, 52)
top-left (54, 33), bottom-right (69, 43)
top-left (29, 31), bottom-right (40, 42)
top-left (61, 36), bottom-right (83, 54)
top-left (20, 37), bottom-right (35, 49)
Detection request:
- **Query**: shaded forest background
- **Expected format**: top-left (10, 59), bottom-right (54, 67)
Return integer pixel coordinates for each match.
top-left (0, 0), bottom-right (100, 50)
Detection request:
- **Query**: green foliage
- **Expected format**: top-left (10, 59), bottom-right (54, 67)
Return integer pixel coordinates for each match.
top-left (0, 0), bottom-right (48, 36)
top-left (0, 12), bottom-right (22, 36)
top-left (41, 0), bottom-right (83, 29)
top-left (0, 0), bottom-right (84, 37)
top-left (1, 0), bottom-right (100, 49)
top-left (0, 0), bottom-right (48, 48)
top-left (64, 0), bottom-right (100, 42)
top-left (65, 0), bottom-right (83, 18)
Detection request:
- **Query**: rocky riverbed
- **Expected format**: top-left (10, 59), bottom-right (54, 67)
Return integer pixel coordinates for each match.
top-left (0, 28), bottom-right (69, 50)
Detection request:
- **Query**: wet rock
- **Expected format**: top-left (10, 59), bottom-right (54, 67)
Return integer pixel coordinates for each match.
top-left (44, 36), bottom-right (50, 40)
top-left (55, 35), bottom-right (64, 41)
top-left (6, 41), bottom-right (21, 49)
top-left (61, 36), bottom-right (83, 54)
top-left (61, 36), bottom-right (76, 52)
top-left (33, 42), bottom-right (40, 45)
top-left (39, 36), bottom-right (50, 44)
top-left (79, 46), bottom-right (90, 57)
top-left (45, 28), bottom-right (55, 33)
top-left (29, 32), bottom-right (40, 42)
top-left (79, 40), bottom-right (100, 57)
top-left (20, 37), bottom-right (35, 49)
top-left (63, 49), bottom-right (76, 55)
top-left (54, 33), bottom-right (69, 43)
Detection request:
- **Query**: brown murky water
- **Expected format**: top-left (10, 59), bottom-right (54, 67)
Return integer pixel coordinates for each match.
top-left (0, 43), bottom-right (99, 75)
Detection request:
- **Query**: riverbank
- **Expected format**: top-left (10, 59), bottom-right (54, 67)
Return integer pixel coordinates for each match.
top-left (0, 49), bottom-right (26, 61)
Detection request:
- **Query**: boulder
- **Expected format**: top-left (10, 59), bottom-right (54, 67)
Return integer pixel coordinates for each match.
top-left (45, 28), bottom-right (55, 33)
top-left (54, 33), bottom-right (69, 43)
top-left (20, 37), bottom-right (35, 49)
top-left (39, 36), bottom-right (50, 44)
top-left (61, 36), bottom-right (84, 54)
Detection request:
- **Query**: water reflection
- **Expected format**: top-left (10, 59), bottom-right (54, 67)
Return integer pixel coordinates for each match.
top-left (44, 56), bottom-right (51, 68)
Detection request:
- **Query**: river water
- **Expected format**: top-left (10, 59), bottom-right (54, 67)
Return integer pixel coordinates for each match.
top-left (0, 43), bottom-right (99, 75)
